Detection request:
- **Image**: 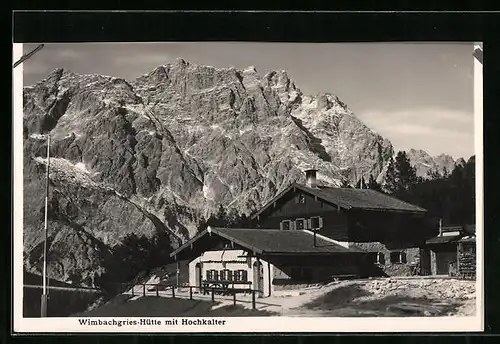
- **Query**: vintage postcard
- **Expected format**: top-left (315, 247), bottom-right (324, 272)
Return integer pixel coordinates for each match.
top-left (12, 42), bottom-right (483, 333)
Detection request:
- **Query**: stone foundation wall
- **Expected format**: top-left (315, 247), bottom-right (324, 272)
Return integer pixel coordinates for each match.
top-left (350, 242), bottom-right (421, 277)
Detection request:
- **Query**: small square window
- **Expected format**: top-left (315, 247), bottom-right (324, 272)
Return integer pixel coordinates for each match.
top-left (296, 194), bottom-right (306, 204)
top-left (296, 219), bottom-right (305, 230)
top-left (390, 251), bottom-right (406, 264)
top-left (281, 220), bottom-right (291, 230)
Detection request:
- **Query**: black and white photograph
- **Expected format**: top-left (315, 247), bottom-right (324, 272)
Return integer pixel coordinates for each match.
top-left (13, 41), bottom-right (483, 332)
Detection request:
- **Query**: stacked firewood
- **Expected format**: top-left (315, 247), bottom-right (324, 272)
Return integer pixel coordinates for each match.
top-left (458, 242), bottom-right (476, 279)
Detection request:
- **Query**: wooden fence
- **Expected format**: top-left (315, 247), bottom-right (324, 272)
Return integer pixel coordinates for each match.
top-left (118, 283), bottom-right (261, 310)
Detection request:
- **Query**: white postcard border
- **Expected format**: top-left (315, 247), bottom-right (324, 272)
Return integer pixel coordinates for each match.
top-left (12, 42), bottom-right (484, 333)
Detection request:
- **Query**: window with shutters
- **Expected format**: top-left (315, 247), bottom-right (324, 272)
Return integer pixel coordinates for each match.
top-left (221, 269), bottom-right (231, 281)
top-left (295, 218), bottom-right (305, 230)
top-left (206, 270), bottom-right (213, 280)
top-left (213, 270), bottom-right (219, 280)
top-left (296, 193), bottom-right (306, 204)
top-left (390, 251), bottom-right (406, 264)
top-left (241, 270), bottom-right (248, 282)
top-left (310, 216), bottom-right (321, 229)
top-left (233, 270), bottom-right (240, 281)
top-left (281, 220), bottom-right (291, 230)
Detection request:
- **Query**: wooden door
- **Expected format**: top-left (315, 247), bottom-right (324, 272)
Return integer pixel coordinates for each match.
top-left (436, 251), bottom-right (457, 275)
top-left (195, 263), bottom-right (202, 291)
top-left (419, 248), bottom-right (431, 276)
top-left (253, 261), bottom-right (264, 296)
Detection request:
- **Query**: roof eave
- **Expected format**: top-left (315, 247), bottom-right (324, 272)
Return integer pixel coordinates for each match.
top-left (261, 250), bottom-right (364, 255)
top-left (352, 207), bottom-right (427, 213)
top-left (250, 183), bottom-right (354, 220)
top-left (212, 228), bottom-right (264, 255)
top-left (170, 229), bottom-right (208, 257)
top-left (171, 228), bottom-right (267, 258)
top-left (249, 183), bottom-right (298, 220)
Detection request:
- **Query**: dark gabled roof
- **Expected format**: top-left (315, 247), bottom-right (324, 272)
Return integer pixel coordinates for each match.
top-left (426, 234), bottom-right (463, 245)
top-left (458, 236), bottom-right (476, 243)
top-left (306, 186), bottom-right (427, 212)
top-left (170, 227), bottom-right (364, 258)
top-left (425, 224), bottom-right (477, 245)
top-left (251, 183), bottom-right (426, 219)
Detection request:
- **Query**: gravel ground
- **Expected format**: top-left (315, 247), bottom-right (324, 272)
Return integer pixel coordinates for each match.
top-left (235, 277), bottom-right (477, 317)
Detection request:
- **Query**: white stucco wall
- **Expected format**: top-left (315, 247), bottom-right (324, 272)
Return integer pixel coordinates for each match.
top-left (187, 249), bottom-right (275, 297)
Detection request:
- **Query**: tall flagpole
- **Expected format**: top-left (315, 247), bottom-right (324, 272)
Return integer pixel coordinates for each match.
top-left (41, 134), bottom-right (51, 317)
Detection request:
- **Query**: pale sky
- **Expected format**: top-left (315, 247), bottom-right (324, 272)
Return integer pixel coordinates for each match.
top-left (23, 42), bottom-right (476, 159)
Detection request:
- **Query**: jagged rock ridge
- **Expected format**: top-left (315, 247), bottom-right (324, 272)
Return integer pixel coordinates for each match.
top-left (406, 149), bottom-right (460, 178)
top-left (23, 59), bottom-right (399, 286)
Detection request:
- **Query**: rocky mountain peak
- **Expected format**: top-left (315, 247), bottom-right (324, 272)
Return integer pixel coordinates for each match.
top-left (455, 157), bottom-right (466, 167)
top-left (22, 60), bottom-right (402, 286)
top-left (406, 149), bottom-right (457, 178)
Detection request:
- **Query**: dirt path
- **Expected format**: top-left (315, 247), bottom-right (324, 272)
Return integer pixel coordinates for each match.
top-left (118, 277), bottom-right (477, 317)
top-left (237, 278), bottom-right (477, 317)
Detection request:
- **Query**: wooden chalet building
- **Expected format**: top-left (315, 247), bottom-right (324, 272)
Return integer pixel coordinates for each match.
top-left (171, 169), bottom-right (443, 297)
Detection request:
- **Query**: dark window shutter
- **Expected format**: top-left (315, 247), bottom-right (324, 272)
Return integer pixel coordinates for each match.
top-left (378, 252), bottom-right (386, 265)
top-left (241, 270), bottom-right (248, 282)
top-left (400, 251), bottom-right (407, 264)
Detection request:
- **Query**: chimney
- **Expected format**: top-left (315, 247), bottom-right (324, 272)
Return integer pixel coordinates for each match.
top-left (305, 169), bottom-right (318, 188)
